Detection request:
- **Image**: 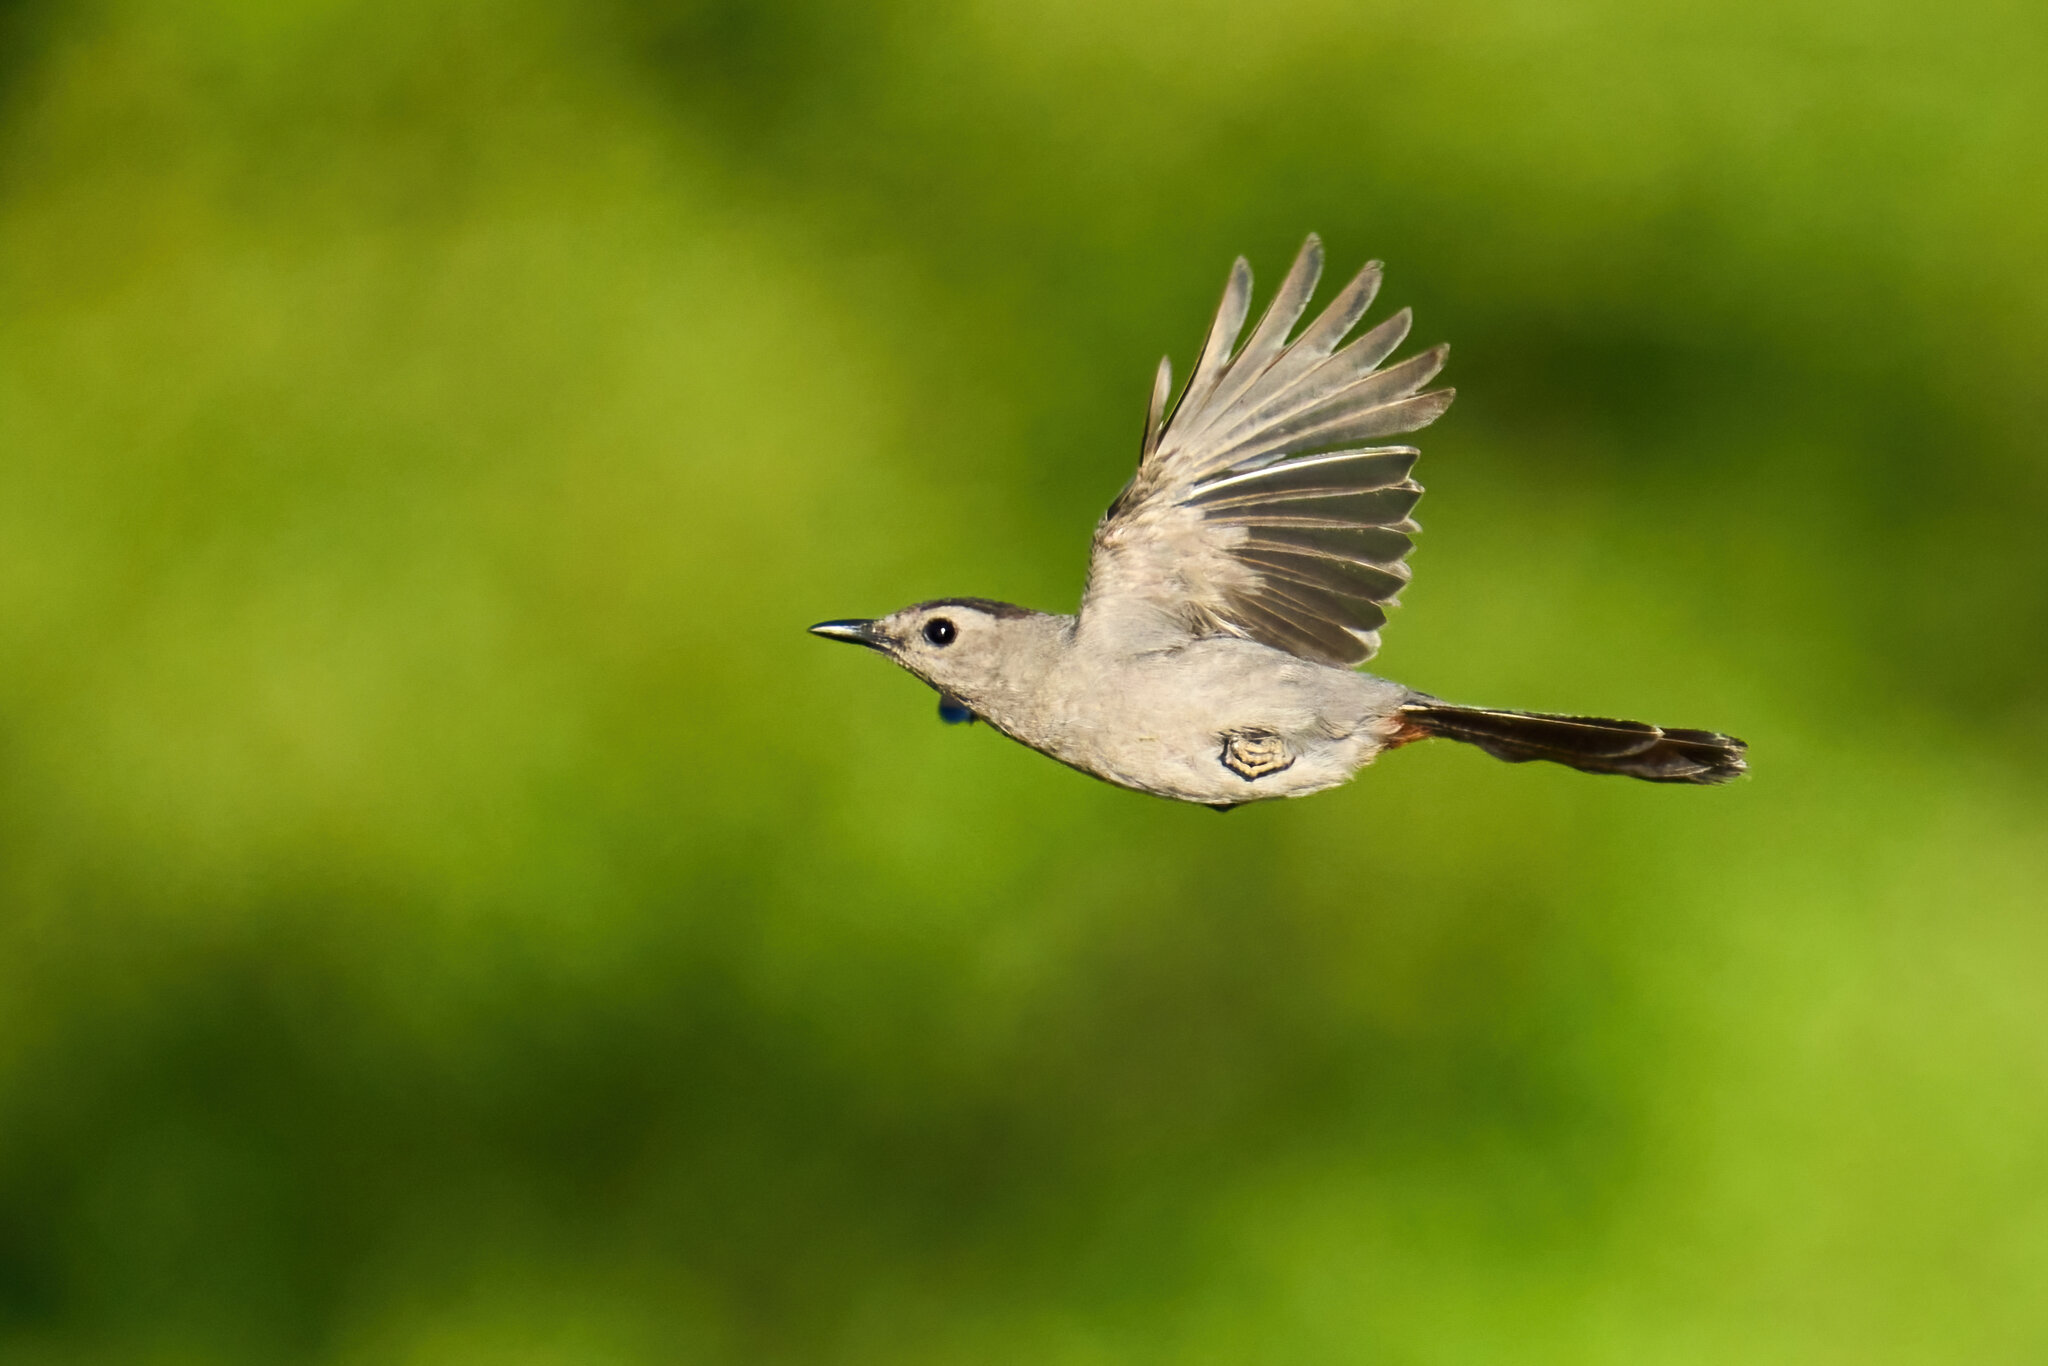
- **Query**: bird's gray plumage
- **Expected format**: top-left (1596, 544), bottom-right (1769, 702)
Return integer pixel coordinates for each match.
top-left (812, 238), bottom-right (1746, 805)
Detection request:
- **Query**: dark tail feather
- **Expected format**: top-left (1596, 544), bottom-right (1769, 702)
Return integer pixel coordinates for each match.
top-left (1397, 702), bottom-right (1748, 785)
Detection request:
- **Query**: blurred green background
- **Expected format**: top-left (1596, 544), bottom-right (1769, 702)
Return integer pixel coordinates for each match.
top-left (2, 0), bottom-right (2045, 1361)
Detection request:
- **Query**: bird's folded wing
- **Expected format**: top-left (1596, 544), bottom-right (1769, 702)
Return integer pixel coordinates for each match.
top-left (1080, 235), bottom-right (1454, 667)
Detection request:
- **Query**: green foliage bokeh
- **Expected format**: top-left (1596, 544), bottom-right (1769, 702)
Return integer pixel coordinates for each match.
top-left (1, 1), bottom-right (2044, 1361)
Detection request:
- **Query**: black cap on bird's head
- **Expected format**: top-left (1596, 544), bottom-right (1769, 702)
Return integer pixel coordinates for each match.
top-left (809, 597), bottom-right (1033, 651)
top-left (809, 598), bottom-right (1050, 709)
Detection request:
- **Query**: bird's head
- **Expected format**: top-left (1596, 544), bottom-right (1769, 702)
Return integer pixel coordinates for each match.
top-left (809, 597), bottom-right (1054, 708)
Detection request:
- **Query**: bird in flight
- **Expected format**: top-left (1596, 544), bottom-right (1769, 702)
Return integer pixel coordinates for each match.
top-left (812, 236), bottom-right (1746, 808)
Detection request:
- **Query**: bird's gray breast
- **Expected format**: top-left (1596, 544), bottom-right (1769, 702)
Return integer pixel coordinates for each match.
top-left (1031, 637), bottom-right (1404, 803)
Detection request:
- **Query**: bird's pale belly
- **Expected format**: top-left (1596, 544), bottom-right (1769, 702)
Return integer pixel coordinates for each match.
top-left (1015, 647), bottom-right (1412, 805)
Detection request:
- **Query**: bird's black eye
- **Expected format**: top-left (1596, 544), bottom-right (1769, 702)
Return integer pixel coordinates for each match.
top-left (923, 617), bottom-right (957, 646)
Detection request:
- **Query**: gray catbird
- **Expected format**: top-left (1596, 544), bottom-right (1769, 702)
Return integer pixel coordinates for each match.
top-left (812, 237), bottom-right (1747, 808)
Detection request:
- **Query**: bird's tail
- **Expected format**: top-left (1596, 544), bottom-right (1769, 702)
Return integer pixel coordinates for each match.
top-left (1394, 701), bottom-right (1747, 785)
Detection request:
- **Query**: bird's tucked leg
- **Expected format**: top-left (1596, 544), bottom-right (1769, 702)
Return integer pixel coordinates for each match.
top-left (1219, 729), bottom-right (1294, 780)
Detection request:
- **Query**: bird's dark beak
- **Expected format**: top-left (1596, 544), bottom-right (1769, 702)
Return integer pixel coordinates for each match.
top-left (808, 618), bottom-right (887, 650)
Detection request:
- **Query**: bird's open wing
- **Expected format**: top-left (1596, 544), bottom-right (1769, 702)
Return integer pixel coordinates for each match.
top-left (1080, 236), bottom-right (1453, 667)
